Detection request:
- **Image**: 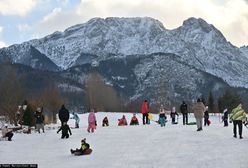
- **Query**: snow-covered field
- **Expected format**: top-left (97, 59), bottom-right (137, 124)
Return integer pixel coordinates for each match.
top-left (0, 112), bottom-right (248, 168)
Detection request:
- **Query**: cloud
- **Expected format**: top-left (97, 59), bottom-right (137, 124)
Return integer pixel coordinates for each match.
top-left (34, 0), bottom-right (248, 46)
top-left (17, 24), bottom-right (31, 32)
top-left (0, 0), bottom-right (38, 16)
top-left (35, 7), bottom-right (83, 37)
top-left (0, 41), bottom-right (7, 48)
top-left (56, 0), bottom-right (69, 5)
top-left (0, 26), bottom-right (3, 33)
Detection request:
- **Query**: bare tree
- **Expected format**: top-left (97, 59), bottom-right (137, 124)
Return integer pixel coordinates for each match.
top-left (40, 87), bottom-right (65, 123)
top-left (85, 72), bottom-right (121, 111)
top-left (0, 65), bottom-right (24, 124)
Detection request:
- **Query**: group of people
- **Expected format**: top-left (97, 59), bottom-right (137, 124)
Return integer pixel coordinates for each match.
top-left (193, 98), bottom-right (247, 139)
top-left (2, 98), bottom-right (247, 143)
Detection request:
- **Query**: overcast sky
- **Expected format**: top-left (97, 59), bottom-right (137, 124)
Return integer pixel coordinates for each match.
top-left (0, 0), bottom-right (248, 48)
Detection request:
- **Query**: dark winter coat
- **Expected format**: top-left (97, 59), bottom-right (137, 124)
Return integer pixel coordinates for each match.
top-left (223, 111), bottom-right (228, 120)
top-left (34, 111), bottom-right (44, 124)
top-left (204, 110), bottom-right (209, 119)
top-left (180, 103), bottom-right (188, 114)
top-left (159, 113), bottom-right (166, 119)
top-left (170, 112), bottom-right (178, 119)
top-left (23, 105), bottom-right (34, 126)
top-left (130, 116), bottom-right (139, 125)
top-left (57, 124), bottom-right (72, 136)
top-left (58, 106), bottom-right (69, 123)
top-left (102, 117), bottom-right (109, 126)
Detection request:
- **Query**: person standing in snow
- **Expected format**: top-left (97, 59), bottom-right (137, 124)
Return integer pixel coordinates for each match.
top-left (170, 107), bottom-right (179, 124)
top-left (34, 107), bottom-right (45, 133)
top-left (204, 106), bottom-right (210, 126)
top-left (2, 124), bottom-right (14, 141)
top-left (72, 112), bottom-right (80, 128)
top-left (141, 100), bottom-right (149, 125)
top-left (223, 108), bottom-right (229, 127)
top-left (57, 122), bottom-right (72, 139)
top-left (159, 105), bottom-right (167, 127)
top-left (22, 100), bottom-right (33, 134)
top-left (180, 101), bottom-right (188, 125)
top-left (58, 105), bottom-right (69, 126)
top-left (193, 98), bottom-right (205, 131)
top-left (230, 102), bottom-right (246, 139)
top-left (87, 109), bottom-right (96, 133)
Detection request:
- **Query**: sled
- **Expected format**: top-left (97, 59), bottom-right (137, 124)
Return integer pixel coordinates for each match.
top-left (207, 120), bottom-right (211, 125)
top-left (186, 122), bottom-right (196, 125)
top-left (72, 148), bottom-right (93, 156)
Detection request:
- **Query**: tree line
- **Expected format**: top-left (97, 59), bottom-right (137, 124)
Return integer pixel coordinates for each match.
top-left (0, 64), bottom-right (244, 126)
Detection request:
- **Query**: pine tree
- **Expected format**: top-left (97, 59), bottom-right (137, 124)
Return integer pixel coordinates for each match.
top-left (23, 104), bottom-right (34, 126)
top-left (218, 90), bottom-right (241, 113)
top-left (208, 91), bottom-right (214, 113)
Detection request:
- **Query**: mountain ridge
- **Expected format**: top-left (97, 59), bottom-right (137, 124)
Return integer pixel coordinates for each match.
top-left (1, 17), bottom-right (248, 105)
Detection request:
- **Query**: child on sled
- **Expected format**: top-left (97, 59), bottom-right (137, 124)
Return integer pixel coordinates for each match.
top-left (71, 138), bottom-right (92, 156)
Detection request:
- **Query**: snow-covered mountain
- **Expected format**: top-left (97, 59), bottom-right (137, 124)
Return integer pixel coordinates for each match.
top-left (1, 17), bottom-right (248, 88)
top-left (240, 46), bottom-right (248, 58)
top-left (1, 17), bottom-right (248, 105)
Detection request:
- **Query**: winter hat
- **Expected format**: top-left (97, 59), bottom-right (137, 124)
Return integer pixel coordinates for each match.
top-left (4, 123), bottom-right (8, 127)
top-left (81, 138), bottom-right (86, 143)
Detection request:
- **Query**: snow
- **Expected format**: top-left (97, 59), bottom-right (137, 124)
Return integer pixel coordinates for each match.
top-left (1, 112), bottom-right (247, 168)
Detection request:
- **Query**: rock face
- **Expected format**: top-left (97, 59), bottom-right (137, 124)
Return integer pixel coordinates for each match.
top-left (1, 17), bottom-right (248, 105)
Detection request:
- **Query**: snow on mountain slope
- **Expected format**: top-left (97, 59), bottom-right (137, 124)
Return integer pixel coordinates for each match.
top-left (240, 46), bottom-right (248, 58)
top-left (29, 17), bottom-right (166, 69)
top-left (0, 112), bottom-right (247, 168)
top-left (1, 17), bottom-right (248, 88)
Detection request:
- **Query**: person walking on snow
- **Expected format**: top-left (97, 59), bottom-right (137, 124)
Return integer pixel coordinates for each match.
top-left (204, 106), bottom-right (210, 126)
top-left (142, 100), bottom-right (149, 125)
top-left (34, 107), bottom-right (45, 133)
top-left (58, 105), bottom-right (69, 126)
top-left (87, 109), bottom-right (96, 133)
top-left (230, 102), bottom-right (246, 139)
top-left (223, 108), bottom-right (229, 127)
top-left (57, 122), bottom-right (72, 139)
top-left (193, 98), bottom-right (205, 131)
top-left (170, 107), bottom-right (179, 124)
top-left (159, 105), bottom-right (167, 127)
top-left (71, 112), bottom-right (80, 128)
top-left (180, 101), bottom-right (188, 125)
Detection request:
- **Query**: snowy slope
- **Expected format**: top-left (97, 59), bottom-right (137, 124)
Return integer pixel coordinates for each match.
top-left (1, 112), bottom-right (247, 168)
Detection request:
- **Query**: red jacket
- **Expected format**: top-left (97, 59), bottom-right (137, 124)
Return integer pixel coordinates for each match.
top-left (142, 102), bottom-right (149, 114)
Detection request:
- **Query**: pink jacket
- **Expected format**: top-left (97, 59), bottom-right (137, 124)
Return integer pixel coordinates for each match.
top-left (88, 112), bottom-right (96, 124)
